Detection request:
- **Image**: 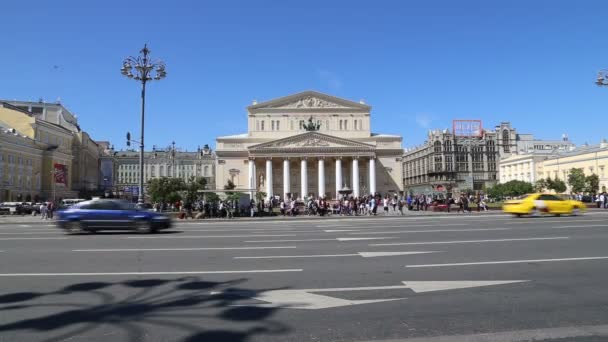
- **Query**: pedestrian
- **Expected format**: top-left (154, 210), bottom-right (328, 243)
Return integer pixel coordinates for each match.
top-left (47, 202), bottom-right (54, 219)
top-left (40, 203), bottom-right (47, 220)
top-left (398, 198), bottom-right (404, 215)
top-left (383, 196), bottom-right (389, 215)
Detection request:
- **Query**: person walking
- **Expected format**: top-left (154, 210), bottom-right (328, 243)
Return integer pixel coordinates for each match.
top-left (40, 203), bottom-right (48, 220)
top-left (398, 198), bottom-right (404, 215)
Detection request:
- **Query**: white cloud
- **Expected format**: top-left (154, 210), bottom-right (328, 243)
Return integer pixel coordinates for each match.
top-left (414, 113), bottom-right (434, 128)
top-left (317, 69), bottom-right (343, 91)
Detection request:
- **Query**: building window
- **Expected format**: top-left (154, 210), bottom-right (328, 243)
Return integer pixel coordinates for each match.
top-left (256, 120), bottom-right (260, 131)
top-left (151, 165), bottom-right (156, 177)
top-left (344, 120), bottom-right (348, 130)
top-left (354, 120), bottom-right (358, 130)
top-left (204, 165), bottom-right (209, 177)
top-left (326, 120), bottom-right (329, 130)
top-left (434, 141), bottom-right (442, 153)
top-left (299, 120), bottom-right (305, 130)
top-left (502, 130), bottom-right (510, 153)
top-left (339, 120), bottom-right (343, 130)
top-left (261, 120), bottom-right (265, 131)
top-left (276, 120), bottom-right (280, 131)
top-left (290, 120), bottom-right (294, 130)
top-left (271, 120), bottom-right (275, 131)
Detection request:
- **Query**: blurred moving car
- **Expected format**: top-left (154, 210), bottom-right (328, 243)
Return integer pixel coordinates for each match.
top-left (56, 199), bottom-right (172, 234)
top-left (135, 202), bottom-right (154, 211)
top-left (502, 193), bottom-right (586, 217)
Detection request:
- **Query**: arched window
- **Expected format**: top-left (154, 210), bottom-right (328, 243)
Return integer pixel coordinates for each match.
top-left (204, 165), bottom-right (209, 176)
top-left (503, 130), bottom-right (510, 152)
top-left (434, 141), bottom-right (442, 153)
top-left (444, 140), bottom-right (452, 152)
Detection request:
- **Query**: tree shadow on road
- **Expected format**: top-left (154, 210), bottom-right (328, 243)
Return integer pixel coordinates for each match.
top-left (0, 277), bottom-right (290, 342)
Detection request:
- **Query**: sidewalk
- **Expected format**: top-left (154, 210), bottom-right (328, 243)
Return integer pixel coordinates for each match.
top-left (0, 209), bottom-right (506, 225)
top-left (1, 208), bottom-right (604, 225)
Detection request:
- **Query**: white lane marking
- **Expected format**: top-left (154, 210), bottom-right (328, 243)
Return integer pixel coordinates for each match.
top-left (219, 280), bottom-right (525, 310)
top-left (176, 228), bottom-right (297, 232)
top-left (0, 232), bottom-right (61, 235)
top-left (18, 225), bottom-right (32, 227)
top-left (0, 269), bottom-right (304, 277)
top-left (370, 237), bottom-right (570, 246)
top-left (406, 256), bottom-right (608, 268)
top-left (349, 228), bottom-right (511, 235)
top-left (324, 229), bottom-right (361, 232)
top-left (235, 251), bottom-right (437, 259)
top-left (365, 324), bottom-right (608, 342)
top-left (73, 246), bottom-right (298, 252)
top-left (245, 238), bottom-right (337, 243)
top-left (505, 219), bottom-right (606, 225)
top-left (245, 237), bottom-right (398, 243)
top-left (337, 237), bottom-right (398, 241)
top-left (126, 234), bottom-right (297, 239)
top-left (553, 224), bottom-right (608, 229)
top-left (0, 237), bottom-right (68, 240)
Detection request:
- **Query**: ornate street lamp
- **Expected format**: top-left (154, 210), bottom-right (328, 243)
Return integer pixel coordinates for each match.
top-left (121, 44), bottom-right (166, 204)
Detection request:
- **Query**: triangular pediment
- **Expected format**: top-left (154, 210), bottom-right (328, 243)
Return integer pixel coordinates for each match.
top-left (249, 132), bottom-right (375, 151)
top-left (248, 91), bottom-right (370, 111)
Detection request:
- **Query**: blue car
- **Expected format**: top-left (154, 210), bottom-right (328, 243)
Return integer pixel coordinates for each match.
top-left (56, 199), bottom-right (172, 234)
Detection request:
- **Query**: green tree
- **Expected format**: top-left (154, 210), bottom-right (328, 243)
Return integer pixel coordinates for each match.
top-left (534, 178), bottom-right (548, 192)
top-left (567, 168), bottom-right (586, 194)
top-left (185, 176), bottom-right (207, 203)
top-left (551, 179), bottom-right (567, 193)
top-left (147, 177), bottom-right (186, 203)
top-left (502, 180), bottom-right (534, 197)
top-left (585, 174), bottom-right (600, 194)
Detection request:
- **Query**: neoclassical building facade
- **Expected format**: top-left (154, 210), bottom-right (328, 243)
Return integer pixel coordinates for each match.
top-left (215, 91), bottom-right (403, 200)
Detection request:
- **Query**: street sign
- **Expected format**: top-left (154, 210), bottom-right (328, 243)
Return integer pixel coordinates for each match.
top-left (453, 120), bottom-right (483, 137)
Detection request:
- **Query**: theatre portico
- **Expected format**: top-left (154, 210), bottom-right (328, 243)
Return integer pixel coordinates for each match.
top-left (215, 91), bottom-right (403, 200)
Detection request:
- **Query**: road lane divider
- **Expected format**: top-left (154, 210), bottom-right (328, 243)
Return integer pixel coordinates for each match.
top-left (245, 237), bottom-right (399, 243)
top-left (370, 237), bottom-right (570, 246)
top-left (348, 228), bottom-right (511, 235)
top-left (0, 237), bottom-right (69, 240)
top-left (0, 269), bottom-right (304, 277)
top-left (73, 246), bottom-right (297, 252)
top-left (405, 256), bottom-right (608, 268)
top-left (234, 251), bottom-right (438, 259)
top-left (126, 234), bottom-right (298, 239)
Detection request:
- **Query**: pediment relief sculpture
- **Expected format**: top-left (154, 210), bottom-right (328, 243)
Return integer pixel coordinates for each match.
top-left (271, 96), bottom-right (346, 109)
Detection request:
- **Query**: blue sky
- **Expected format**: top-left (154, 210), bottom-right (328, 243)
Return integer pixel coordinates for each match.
top-left (2, 0), bottom-right (607, 150)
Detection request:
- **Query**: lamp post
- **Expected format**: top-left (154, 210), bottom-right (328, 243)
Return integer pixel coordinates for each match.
top-left (121, 44), bottom-right (167, 204)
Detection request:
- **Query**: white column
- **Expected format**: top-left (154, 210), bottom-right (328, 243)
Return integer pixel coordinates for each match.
top-left (265, 158), bottom-right (273, 200)
top-left (335, 158), bottom-right (342, 198)
top-left (283, 158), bottom-right (290, 200)
top-left (301, 158), bottom-right (308, 200)
top-left (318, 158), bottom-right (325, 198)
top-left (369, 157), bottom-right (376, 196)
top-left (352, 158), bottom-right (360, 197)
top-left (248, 158), bottom-right (255, 198)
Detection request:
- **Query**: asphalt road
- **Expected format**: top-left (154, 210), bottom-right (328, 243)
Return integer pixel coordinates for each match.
top-left (1, 211), bottom-right (608, 342)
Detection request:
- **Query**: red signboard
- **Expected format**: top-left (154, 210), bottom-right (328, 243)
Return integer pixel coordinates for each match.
top-left (453, 120), bottom-right (483, 137)
top-left (53, 163), bottom-right (68, 185)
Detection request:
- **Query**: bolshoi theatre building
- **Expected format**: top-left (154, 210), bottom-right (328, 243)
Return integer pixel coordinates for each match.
top-left (215, 91), bottom-right (403, 200)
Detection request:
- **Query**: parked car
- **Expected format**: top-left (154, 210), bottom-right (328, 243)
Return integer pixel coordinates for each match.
top-left (0, 202), bottom-right (24, 215)
top-left (56, 199), bottom-right (172, 234)
top-left (502, 193), bottom-right (586, 217)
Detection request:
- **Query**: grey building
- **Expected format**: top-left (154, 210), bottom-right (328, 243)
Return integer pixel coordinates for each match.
top-left (403, 122), bottom-right (574, 196)
top-left (402, 122), bottom-right (518, 195)
top-left (112, 143), bottom-right (215, 200)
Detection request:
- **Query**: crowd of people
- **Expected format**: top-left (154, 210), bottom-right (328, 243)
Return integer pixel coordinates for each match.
top-left (594, 192), bottom-right (608, 208)
top-left (150, 192), bottom-right (496, 219)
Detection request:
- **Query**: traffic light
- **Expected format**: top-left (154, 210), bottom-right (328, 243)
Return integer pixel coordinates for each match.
top-left (126, 132), bottom-right (131, 146)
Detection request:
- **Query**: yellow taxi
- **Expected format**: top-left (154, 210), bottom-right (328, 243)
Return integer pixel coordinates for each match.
top-left (502, 193), bottom-right (586, 217)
